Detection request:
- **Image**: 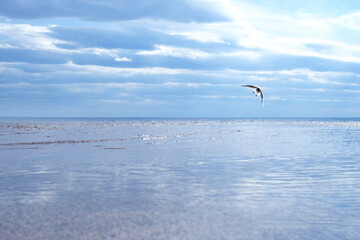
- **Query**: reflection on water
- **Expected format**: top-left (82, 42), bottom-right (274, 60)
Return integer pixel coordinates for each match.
top-left (1, 118), bottom-right (360, 239)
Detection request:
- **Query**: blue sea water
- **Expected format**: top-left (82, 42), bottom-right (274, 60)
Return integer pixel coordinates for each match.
top-left (0, 118), bottom-right (360, 239)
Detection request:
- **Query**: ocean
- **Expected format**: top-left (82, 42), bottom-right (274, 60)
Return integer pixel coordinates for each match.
top-left (1, 118), bottom-right (360, 239)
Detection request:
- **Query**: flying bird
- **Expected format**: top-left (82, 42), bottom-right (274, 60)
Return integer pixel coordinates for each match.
top-left (241, 85), bottom-right (264, 107)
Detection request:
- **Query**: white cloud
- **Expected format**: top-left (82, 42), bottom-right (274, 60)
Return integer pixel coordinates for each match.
top-left (334, 11), bottom-right (360, 30)
top-left (101, 99), bottom-right (130, 103)
top-left (172, 1), bottom-right (360, 63)
top-left (317, 99), bottom-right (342, 102)
top-left (267, 96), bottom-right (287, 101)
top-left (343, 89), bottom-right (360, 93)
top-left (64, 86), bottom-right (100, 93)
top-left (311, 88), bottom-right (326, 92)
top-left (164, 81), bottom-right (246, 88)
top-left (0, 82), bottom-right (31, 87)
top-left (221, 50), bottom-right (262, 60)
top-left (64, 61), bottom-right (200, 76)
top-left (115, 57), bottom-right (132, 62)
top-left (101, 98), bottom-right (163, 104)
top-left (238, 35), bottom-right (360, 63)
top-left (225, 68), bottom-right (360, 78)
top-left (0, 43), bottom-right (20, 49)
top-left (2, 60), bottom-right (359, 90)
top-left (169, 30), bottom-right (225, 43)
top-left (136, 44), bottom-right (262, 60)
top-left (0, 22), bottom-right (64, 51)
top-left (3, 2), bottom-right (360, 67)
top-left (86, 48), bottom-right (119, 57)
top-left (164, 82), bottom-right (212, 87)
top-left (0, 22), bottom-right (126, 59)
top-left (197, 94), bottom-right (244, 99)
top-left (200, 95), bottom-right (221, 99)
top-left (136, 45), bottom-right (211, 59)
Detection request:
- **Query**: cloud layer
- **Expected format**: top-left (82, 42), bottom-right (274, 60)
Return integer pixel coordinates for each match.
top-left (1, 0), bottom-right (360, 117)
top-left (0, 0), bottom-right (228, 22)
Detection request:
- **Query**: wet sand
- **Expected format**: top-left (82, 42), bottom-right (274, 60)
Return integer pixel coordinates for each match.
top-left (2, 201), bottom-right (354, 240)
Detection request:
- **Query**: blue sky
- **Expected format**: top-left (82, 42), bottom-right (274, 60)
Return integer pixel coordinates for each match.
top-left (1, 0), bottom-right (360, 117)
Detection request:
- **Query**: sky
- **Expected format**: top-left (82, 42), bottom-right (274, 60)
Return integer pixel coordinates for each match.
top-left (1, 0), bottom-right (360, 118)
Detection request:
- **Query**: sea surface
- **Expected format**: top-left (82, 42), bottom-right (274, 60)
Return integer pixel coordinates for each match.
top-left (1, 118), bottom-right (360, 239)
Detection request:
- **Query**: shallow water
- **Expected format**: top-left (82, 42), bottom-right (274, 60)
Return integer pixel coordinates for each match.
top-left (1, 118), bottom-right (360, 239)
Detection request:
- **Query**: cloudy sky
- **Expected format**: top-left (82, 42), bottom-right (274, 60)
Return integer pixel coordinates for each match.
top-left (1, 0), bottom-right (360, 117)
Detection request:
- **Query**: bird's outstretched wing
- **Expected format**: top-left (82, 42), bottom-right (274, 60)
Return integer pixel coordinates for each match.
top-left (260, 90), bottom-right (264, 108)
top-left (241, 84), bottom-right (257, 89)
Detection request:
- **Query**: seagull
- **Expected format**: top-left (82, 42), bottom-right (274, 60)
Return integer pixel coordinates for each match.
top-left (241, 85), bottom-right (264, 107)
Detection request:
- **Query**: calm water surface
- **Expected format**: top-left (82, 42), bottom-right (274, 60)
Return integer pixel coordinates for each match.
top-left (1, 118), bottom-right (360, 239)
